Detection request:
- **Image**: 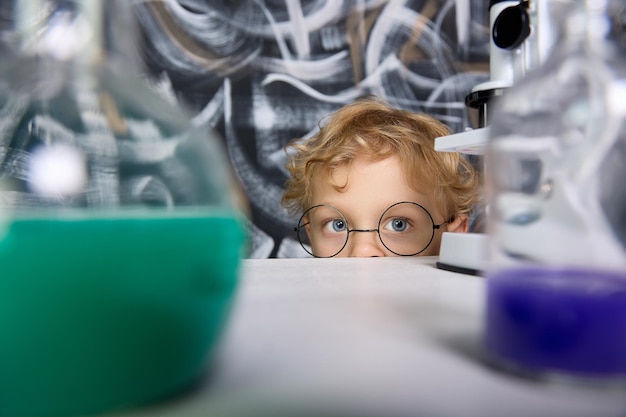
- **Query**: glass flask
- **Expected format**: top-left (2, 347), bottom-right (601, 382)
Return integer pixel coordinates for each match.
top-left (0, 1), bottom-right (247, 416)
top-left (484, 0), bottom-right (626, 383)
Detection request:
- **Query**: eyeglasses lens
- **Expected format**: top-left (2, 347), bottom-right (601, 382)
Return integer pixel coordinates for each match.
top-left (297, 205), bottom-right (349, 257)
top-left (378, 202), bottom-right (435, 255)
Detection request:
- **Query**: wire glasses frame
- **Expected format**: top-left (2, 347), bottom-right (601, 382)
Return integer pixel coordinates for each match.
top-left (294, 201), bottom-right (448, 257)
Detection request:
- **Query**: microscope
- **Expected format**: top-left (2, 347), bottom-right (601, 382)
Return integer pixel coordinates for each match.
top-left (435, 0), bottom-right (556, 274)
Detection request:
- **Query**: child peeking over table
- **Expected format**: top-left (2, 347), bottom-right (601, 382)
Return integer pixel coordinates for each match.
top-left (281, 96), bottom-right (480, 258)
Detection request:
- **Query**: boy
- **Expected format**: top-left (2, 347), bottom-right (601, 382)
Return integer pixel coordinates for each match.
top-left (282, 97), bottom-right (479, 257)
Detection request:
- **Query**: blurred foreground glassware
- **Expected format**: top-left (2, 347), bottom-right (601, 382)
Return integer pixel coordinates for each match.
top-left (484, 0), bottom-right (626, 384)
top-left (0, 1), bottom-right (248, 416)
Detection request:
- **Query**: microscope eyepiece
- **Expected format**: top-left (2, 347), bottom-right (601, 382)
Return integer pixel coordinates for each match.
top-left (492, 1), bottom-right (531, 50)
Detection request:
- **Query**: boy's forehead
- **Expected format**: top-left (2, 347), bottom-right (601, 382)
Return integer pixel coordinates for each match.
top-left (310, 156), bottom-right (438, 211)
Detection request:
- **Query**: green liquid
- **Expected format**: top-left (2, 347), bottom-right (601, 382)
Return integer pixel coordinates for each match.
top-left (0, 212), bottom-right (246, 417)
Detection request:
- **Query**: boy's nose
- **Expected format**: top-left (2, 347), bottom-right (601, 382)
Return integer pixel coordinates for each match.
top-left (347, 231), bottom-right (385, 257)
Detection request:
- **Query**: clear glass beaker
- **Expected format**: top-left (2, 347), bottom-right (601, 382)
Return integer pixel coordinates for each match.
top-left (484, 0), bottom-right (626, 384)
top-left (0, 1), bottom-right (248, 416)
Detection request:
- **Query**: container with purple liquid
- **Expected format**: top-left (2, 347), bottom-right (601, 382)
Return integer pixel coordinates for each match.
top-left (485, 267), bottom-right (626, 381)
top-left (483, 0), bottom-right (626, 385)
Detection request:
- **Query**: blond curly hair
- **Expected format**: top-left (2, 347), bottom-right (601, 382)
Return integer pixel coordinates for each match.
top-left (282, 97), bottom-right (479, 222)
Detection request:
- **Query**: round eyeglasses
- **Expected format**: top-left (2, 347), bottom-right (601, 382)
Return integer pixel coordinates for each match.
top-left (294, 202), bottom-right (448, 257)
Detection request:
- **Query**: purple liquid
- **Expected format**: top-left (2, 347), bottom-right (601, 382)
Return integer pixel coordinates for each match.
top-left (485, 267), bottom-right (626, 377)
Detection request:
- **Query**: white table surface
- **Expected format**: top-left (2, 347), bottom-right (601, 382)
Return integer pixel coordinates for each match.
top-left (107, 257), bottom-right (626, 417)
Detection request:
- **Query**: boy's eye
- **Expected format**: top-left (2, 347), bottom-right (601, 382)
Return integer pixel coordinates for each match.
top-left (383, 217), bottom-right (410, 232)
top-left (324, 218), bottom-right (347, 232)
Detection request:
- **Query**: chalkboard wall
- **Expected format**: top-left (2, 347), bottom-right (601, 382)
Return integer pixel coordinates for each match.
top-left (135, 0), bottom-right (490, 258)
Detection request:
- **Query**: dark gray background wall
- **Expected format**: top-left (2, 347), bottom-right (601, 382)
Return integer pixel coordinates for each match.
top-left (134, 0), bottom-right (490, 258)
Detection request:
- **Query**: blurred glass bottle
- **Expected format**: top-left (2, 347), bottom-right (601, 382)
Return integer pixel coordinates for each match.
top-left (0, 1), bottom-right (247, 416)
top-left (484, 0), bottom-right (626, 381)
top-left (0, 0), bottom-right (243, 212)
